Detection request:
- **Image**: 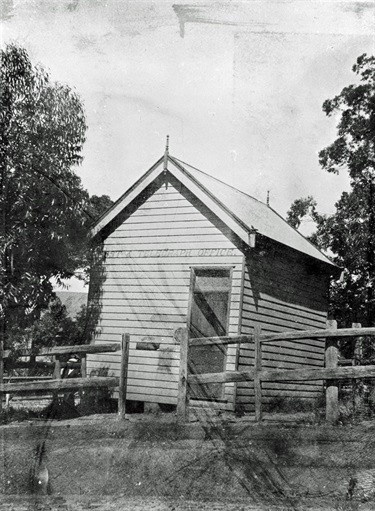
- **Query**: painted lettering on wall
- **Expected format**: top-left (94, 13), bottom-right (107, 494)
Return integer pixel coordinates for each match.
top-left (108, 248), bottom-right (237, 258)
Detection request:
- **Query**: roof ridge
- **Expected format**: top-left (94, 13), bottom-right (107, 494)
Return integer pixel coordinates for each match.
top-left (91, 152), bottom-right (336, 268)
top-left (172, 156), bottom-right (268, 208)
top-left (169, 155), bottom-right (253, 235)
top-left (171, 155), bottom-right (335, 267)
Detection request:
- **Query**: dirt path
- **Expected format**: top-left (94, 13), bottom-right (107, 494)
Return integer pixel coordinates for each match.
top-left (2, 496), bottom-right (374, 511)
top-left (1, 413), bottom-right (375, 510)
top-left (1, 496), bottom-right (374, 511)
top-left (0, 495), bottom-right (311, 511)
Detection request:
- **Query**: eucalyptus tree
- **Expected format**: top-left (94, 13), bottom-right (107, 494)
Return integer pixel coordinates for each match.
top-left (0, 44), bottom-right (90, 349)
top-left (287, 54), bottom-right (375, 328)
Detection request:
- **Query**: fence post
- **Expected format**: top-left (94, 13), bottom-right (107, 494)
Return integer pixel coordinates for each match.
top-left (353, 322), bottom-right (363, 363)
top-left (78, 354), bottom-right (87, 409)
top-left (118, 333), bottom-right (130, 419)
top-left (177, 328), bottom-right (189, 423)
top-left (81, 355), bottom-right (87, 378)
top-left (52, 355), bottom-right (61, 403)
top-left (325, 319), bottom-right (338, 423)
top-left (352, 322), bottom-right (362, 413)
top-left (54, 356), bottom-right (61, 380)
top-left (0, 341), bottom-right (3, 413)
top-left (254, 325), bottom-right (262, 422)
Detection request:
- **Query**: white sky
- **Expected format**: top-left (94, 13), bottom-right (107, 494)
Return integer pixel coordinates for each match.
top-left (1, 0), bottom-right (374, 292)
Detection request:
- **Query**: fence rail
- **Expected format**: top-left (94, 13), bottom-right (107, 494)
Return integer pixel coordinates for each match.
top-left (189, 365), bottom-right (375, 385)
top-left (178, 321), bottom-right (375, 423)
top-left (0, 336), bottom-right (130, 418)
top-left (187, 327), bottom-right (375, 348)
top-left (3, 343), bottom-right (121, 358)
top-left (260, 326), bottom-right (375, 343)
top-left (0, 376), bottom-right (119, 394)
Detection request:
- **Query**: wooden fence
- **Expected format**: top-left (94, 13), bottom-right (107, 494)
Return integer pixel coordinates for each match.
top-left (0, 333), bottom-right (130, 418)
top-left (177, 321), bottom-right (375, 423)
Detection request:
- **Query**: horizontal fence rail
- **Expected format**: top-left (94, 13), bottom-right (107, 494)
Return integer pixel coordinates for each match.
top-left (0, 377), bottom-right (119, 394)
top-left (188, 365), bottom-right (375, 385)
top-left (1, 336), bottom-right (130, 419)
top-left (5, 360), bottom-right (81, 370)
top-left (260, 327), bottom-right (375, 343)
top-left (3, 343), bottom-right (121, 359)
top-left (177, 322), bottom-right (375, 424)
top-left (189, 335), bottom-right (253, 347)
top-left (187, 327), bottom-right (375, 348)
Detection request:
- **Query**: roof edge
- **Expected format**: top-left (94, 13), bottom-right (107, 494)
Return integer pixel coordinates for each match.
top-left (171, 156), bottom-right (337, 269)
top-left (266, 204), bottom-right (338, 269)
top-left (168, 155), bottom-right (252, 237)
top-left (90, 156), bottom-right (164, 238)
top-left (89, 152), bottom-right (340, 271)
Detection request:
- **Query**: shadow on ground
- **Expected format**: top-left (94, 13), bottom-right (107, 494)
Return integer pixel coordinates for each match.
top-left (1, 412), bottom-right (375, 510)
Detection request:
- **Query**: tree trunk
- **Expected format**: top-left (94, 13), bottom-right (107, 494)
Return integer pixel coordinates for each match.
top-left (367, 181), bottom-right (375, 326)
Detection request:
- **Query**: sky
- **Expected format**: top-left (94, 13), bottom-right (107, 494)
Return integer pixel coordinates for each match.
top-left (1, 0), bottom-right (374, 291)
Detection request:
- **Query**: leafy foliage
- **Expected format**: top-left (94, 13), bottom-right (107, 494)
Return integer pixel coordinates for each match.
top-left (0, 45), bottom-right (112, 348)
top-left (287, 54), bottom-right (375, 328)
top-left (86, 195), bottom-right (113, 221)
top-left (30, 297), bottom-right (80, 351)
top-left (286, 196), bottom-right (318, 229)
top-left (319, 54), bottom-right (375, 183)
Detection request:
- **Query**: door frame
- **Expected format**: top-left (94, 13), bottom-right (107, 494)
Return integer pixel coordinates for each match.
top-left (186, 266), bottom-right (234, 402)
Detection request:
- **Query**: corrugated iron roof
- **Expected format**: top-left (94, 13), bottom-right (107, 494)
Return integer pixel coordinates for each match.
top-left (91, 153), bottom-right (336, 268)
top-left (171, 156), bottom-right (335, 267)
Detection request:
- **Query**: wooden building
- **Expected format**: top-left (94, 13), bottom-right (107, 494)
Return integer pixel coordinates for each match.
top-left (87, 144), bottom-right (339, 413)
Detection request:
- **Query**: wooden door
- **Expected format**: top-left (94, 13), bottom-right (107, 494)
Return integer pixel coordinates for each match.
top-left (188, 268), bottom-right (232, 400)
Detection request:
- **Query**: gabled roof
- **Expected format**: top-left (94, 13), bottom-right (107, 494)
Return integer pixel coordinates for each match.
top-left (91, 154), bottom-right (336, 268)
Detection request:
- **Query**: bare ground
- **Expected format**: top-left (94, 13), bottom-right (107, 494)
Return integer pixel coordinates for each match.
top-left (1, 412), bottom-right (375, 510)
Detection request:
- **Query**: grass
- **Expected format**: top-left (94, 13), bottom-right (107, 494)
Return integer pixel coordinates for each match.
top-left (0, 406), bottom-right (39, 424)
top-left (0, 389), bottom-right (117, 424)
top-left (267, 395), bottom-right (326, 415)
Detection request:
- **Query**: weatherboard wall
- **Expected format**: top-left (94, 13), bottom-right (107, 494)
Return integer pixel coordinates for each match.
top-left (236, 243), bottom-right (329, 412)
top-left (87, 180), bottom-right (243, 408)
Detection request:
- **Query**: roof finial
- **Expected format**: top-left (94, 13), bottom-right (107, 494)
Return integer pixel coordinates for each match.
top-left (163, 135), bottom-right (169, 171)
top-left (266, 190), bottom-right (270, 207)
